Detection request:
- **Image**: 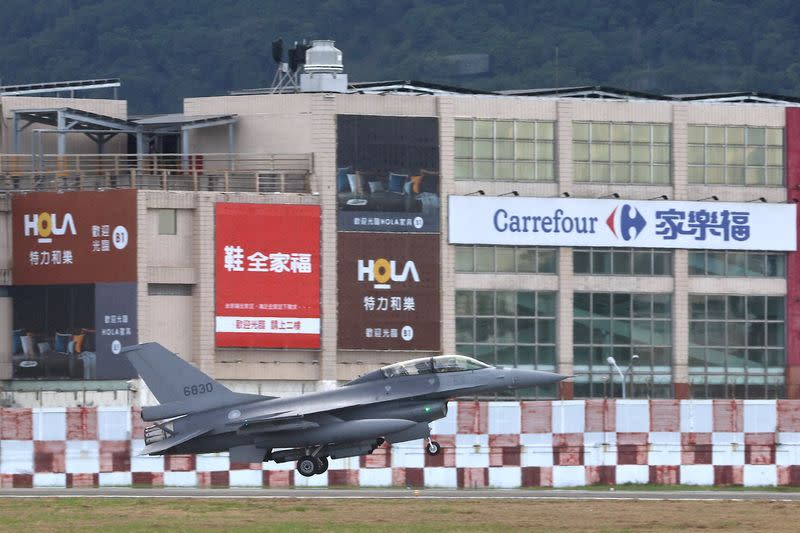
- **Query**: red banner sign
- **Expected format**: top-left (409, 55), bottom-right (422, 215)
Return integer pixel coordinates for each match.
top-left (11, 190), bottom-right (137, 285)
top-left (215, 203), bottom-right (321, 348)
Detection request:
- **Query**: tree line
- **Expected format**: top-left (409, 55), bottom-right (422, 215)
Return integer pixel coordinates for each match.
top-left (1, 0), bottom-right (799, 112)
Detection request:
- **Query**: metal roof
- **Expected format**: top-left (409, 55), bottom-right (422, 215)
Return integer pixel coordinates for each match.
top-left (500, 85), bottom-right (672, 100)
top-left (15, 107), bottom-right (137, 131)
top-left (0, 78), bottom-right (120, 96)
top-left (668, 91), bottom-right (800, 104)
top-left (133, 113), bottom-right (238, 130)
top-left (348, 80), bottom-right (493, 95)
top-left (228, 76), bottom-right (800, 105)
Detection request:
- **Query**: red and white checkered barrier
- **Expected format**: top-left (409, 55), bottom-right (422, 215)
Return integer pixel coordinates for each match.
top-left (2, 400), bottom-right (800, 488)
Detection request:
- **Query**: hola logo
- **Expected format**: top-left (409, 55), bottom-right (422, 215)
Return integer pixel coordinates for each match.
top-left (357, 258), bottom-right (420, 290)
top-left (24, 212), bottom-right (77, 244)
top-left (606, 205), bottom-right (646, 241)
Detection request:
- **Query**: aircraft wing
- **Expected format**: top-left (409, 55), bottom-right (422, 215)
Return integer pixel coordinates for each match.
top-left (139, 427), bottom-right (212, 455)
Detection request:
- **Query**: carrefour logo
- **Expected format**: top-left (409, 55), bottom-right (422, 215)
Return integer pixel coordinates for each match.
top-left (606, 205), bottom-right (646, 241)
top-left (357, 258), bottom-right (420, 290)
top-left (493, 209), bottom-right (600, 234)
top-left (492, 204), bottom-right (646, 241)
top-left (24, 212), bottom-right (77, 244)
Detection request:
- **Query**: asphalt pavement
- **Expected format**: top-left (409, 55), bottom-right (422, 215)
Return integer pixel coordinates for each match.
top-left (1, 487), bottom-right (799, 501)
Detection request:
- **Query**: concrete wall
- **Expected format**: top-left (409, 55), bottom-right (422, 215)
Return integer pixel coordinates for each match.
top-left (136, 190), bottom-right (322, 380)
top-left (183, 94), bottom-right (314, 164)
top-left (1, 399), bottom-right (798, 488)
top-left (0, 96), bottom-right (128, 154)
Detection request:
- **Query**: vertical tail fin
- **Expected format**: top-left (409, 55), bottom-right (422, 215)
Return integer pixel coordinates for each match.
top-left (122, 342), bottom-right (237, 404)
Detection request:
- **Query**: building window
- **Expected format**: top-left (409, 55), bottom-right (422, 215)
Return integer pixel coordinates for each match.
top-left (157, 209), bottom-right (177, 235)
top-left (455, 246), bottom-right (557, 273)
top-left (574, 248), bottom-right (672, 275)
top-left (689, 295), bottom-right (785, 399)
top-left (687, 125), bottom-right (784, 186)
top-left (688, 251), bottom-right (785, 277)
top-left (455, 290), bottom-right (557, 398)
top-left (454, 119), bottom-right (555, 181)
top-left (573, 292), bottom-right (672, 398)
top-left (573, 121), bottom-right (671, 184)
top-left (148, 284), bottom-right (193, 296)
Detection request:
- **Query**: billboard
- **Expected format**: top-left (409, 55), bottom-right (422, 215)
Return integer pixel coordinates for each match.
top-left (336, 115), bottom-right (440, 233)
top-left (215, 203), bottom-right (321, 348)
top-left (449, 196), bottom-right (798, 251)
top-left (94, 282), bottom-right (137, 379)
top-left (337, 233), bottom-right (440, 350)
top-left (11, 283), bottom-right (136, 380)
top-left (12, 189), bottom-right (137, 285)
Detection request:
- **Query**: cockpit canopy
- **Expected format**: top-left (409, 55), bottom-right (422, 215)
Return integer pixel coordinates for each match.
top-left (380, 355), bottom-right (490, 378)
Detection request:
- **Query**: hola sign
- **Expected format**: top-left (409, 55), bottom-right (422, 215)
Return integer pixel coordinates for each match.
top-left (23, 212), bottom-right (76, 244)
top-left (357, 258), bottom-right (420, 289)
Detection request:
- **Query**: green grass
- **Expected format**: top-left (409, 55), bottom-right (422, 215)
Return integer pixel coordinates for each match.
top-left (0, 497), bottom-right (797, 532)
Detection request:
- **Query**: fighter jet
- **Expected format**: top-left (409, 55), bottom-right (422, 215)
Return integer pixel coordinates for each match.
top-left (124, 343), bottom-right (566, 477)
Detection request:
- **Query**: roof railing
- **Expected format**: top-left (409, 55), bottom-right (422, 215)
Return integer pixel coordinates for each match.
top-left (0, 153), bottom-right (314, 194)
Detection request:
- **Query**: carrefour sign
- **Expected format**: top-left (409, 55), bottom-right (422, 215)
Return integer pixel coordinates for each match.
top-left (448, 196), bottom-right (797, 251)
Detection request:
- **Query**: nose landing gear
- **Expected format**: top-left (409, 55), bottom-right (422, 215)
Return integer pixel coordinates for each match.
top-left (425, 439), bottom-right (441, 456)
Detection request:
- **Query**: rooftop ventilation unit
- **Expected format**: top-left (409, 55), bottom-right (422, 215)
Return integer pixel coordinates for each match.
top-left (304, 40), bottom-right (343, 73)
top-left (300, 40), bottom-right (347, 93)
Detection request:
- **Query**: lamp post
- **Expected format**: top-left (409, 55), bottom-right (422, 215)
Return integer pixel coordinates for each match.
top-left (626, 354), bottom-right (640, 399)
top-left (607, 356), bottom-right (626, 399)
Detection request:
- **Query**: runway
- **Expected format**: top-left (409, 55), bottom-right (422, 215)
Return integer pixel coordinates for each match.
top-left (1, 487), bottom-right (799, 501)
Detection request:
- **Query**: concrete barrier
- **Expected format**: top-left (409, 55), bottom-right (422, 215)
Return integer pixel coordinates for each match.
top-left (1, 400), bottom-right (799, 488)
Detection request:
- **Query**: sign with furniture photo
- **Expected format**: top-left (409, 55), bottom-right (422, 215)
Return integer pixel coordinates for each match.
top-left (12, 329), bottom-right (96, 379)
top-left (336, 115), bottom-right (440, 232)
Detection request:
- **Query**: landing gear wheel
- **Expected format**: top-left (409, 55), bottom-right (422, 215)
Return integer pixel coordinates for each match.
top-left (426, 440), bottom-right (441, 456)
top-left (297, 456), bottom-right (317, 477)
top-left (314, 456), bottom-right (329, 474)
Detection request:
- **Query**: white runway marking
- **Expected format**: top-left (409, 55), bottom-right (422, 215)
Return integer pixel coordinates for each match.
top-left (1, 488), bottom-right (799, 501)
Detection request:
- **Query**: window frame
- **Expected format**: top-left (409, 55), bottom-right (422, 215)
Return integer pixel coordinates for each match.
top-left (455, 289), bottom-right (558, 399)
top-left (688, 294), bottom-right (785, 399)
top-left (687, 250), bottom-right (786, 277)
top-left (455, 118), bottom-right (556, 182)
top-left (455, 245), bottom-right (558, 274)
top-left (156, 208), bottom-right (177, 235)
top-left (573, 248), bottom-right (673, 276)
top-left (572, 291), bottom-right (673, 398)
top-left (687, 124), bottom-right (784, 186)
top-left (573, 121), bottom-right (672, 184)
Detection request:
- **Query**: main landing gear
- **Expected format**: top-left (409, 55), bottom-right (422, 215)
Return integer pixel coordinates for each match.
top-left (297, 455), bottom-right (328, 477)
top-left (425, 439), bottom-right (441, 456)
top-left (296, 450), bottom-right (329, 477)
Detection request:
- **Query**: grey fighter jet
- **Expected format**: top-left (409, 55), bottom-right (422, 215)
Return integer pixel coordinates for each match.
top-left (124, 343), bottom-right (566, 477)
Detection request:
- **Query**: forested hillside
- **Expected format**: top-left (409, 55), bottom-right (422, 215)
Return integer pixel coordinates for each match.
top-left (1, 0), bottom-right (800, 112)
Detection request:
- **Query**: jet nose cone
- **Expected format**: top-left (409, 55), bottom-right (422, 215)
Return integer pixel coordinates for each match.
top-left (511, 369), bottom-right (568, 388)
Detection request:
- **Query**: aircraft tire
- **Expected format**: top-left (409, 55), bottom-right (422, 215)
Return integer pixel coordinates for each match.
top-left (426, 440), bottom-right (442, 456)
top-left (297, 456), bottom-right (317, 477)
top-left (314, 456), bottom-right (329, 474)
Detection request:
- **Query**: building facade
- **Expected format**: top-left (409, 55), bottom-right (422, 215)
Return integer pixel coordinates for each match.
top-left (2, 84), bottom-right (799, 401)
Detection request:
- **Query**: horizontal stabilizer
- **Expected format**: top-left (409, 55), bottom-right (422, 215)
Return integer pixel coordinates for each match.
top-left (139, 427), bottom-right (211, 456)
top-left (141, 393), bottom-right (270, 422)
